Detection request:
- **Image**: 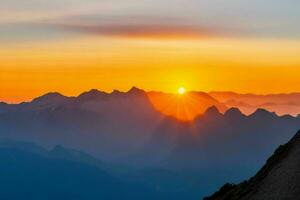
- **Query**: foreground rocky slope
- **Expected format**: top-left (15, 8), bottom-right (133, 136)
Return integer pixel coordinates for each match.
top-left (204, 129), bottom-right (300, 200)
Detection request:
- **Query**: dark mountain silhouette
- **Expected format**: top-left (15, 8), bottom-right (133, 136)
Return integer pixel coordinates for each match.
top-left (204, 129), bottom-right (300, 200)
top-left (0, 87), bottom-right (164, 162)
top-left (1, 88), bottom-right (300, 199)
top-left (77, 89), bottom-right (108, 101)
top-left (32, 92), bottom-right (73, 105)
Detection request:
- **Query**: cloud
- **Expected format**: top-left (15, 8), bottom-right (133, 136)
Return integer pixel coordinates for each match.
top-left (49, 23), bottom-right (220, 39)
top-left (1, 0), bottom-right (300, 41)
top-left (40, 14), bottom-right (237, 39)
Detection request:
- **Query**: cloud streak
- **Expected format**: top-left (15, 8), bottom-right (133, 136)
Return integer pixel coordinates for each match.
top-left (50, 23), bottom-right (222, 39)
top-left (1, 0), bottom-right (300, 42)
top-left (41, 14), bottom-right (241, 39)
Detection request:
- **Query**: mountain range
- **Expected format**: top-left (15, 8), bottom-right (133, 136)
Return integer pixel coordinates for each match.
top-left (209, 91), bottom-right (300, 116)
top-left (0, 139), bottom-right (163, 200)
top-left (1, 87), bottom-right (300, 199)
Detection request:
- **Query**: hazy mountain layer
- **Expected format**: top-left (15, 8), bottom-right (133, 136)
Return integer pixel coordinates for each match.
top-left (209, 91), bottom-right (300, 116)
top-left (0, 139), bottom-right (213, 200)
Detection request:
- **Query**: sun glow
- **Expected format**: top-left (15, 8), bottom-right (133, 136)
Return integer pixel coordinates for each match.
top-left (178, 87), bottom-right (186, 95)
top-left (148, 91), bottom-right (227, 121)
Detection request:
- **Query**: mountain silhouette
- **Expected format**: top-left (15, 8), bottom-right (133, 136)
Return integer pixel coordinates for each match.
top-left (0, 139), bottom-right (219, 200)
top-left (77, 89), bottom-right (108, 101)
top-left (32, 92), bottom-right (72, 104)
top-left (0, 87), bottom-right (164, 161)
top-left (204, 129), bottom-right (300, 200)
top-left (0, 139), bottom-right (162, 200)
top-left (1, 88), bottom-right (300, 199)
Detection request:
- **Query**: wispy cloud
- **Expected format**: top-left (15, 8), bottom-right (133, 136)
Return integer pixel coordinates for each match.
top-left (47, 22), bottom-right (222, 39)
top-left (40, 13), bottom-right (242, 39)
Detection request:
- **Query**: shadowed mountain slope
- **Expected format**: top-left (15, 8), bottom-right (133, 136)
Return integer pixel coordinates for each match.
top-left (204, 129), bottom-right (300, 200)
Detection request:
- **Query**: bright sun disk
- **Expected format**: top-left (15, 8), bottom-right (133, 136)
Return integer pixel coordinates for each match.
top-left (178, 87), bottom-right (186, 95)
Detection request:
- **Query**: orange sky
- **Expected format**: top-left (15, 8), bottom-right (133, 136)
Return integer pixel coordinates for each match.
top-left (1, 36), bottom-right (300, 103)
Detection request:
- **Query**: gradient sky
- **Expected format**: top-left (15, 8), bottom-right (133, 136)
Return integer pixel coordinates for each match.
top-left (1, 0), bottom-right (300, 103)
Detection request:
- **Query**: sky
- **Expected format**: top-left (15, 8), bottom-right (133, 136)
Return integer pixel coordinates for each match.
top-left (1, 0), bottom-right (300, 103)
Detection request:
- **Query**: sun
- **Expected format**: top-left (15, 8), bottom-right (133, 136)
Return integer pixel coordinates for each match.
top-left (177, 87), bottom-right (186, 95)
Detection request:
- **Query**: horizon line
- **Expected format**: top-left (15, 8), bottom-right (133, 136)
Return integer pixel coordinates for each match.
top-left (2, 86), bottom-right (300, 105)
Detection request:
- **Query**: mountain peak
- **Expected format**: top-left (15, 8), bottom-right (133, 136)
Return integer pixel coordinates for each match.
top-left (111, 89), bottom-right (122, 94)
top-left (35, 92), bottom-right (63, 99)
top-left (127, 86), bottom-right (145, 95)
top-left (32, 92), bottom-right (68, 104)
top-left (224, 107), bottom-right (243, 118)
top-left (204, 106), bottom-right (222, 118)
top-left (250, 108), bottom-right (277, 118)
top-left (78, 89), bottom-right (107, 101)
